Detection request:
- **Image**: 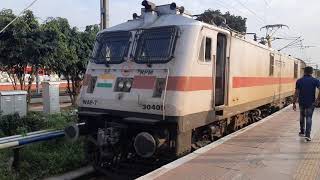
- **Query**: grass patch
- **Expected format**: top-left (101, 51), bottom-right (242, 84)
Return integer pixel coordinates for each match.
top-left (0, 110), bottom-right (88, 180)
top-left (0, 150), bottom-right (13, 180)
top-left (0, 110), bottom-right (78, 138)
top-left (0, 139), bottom-right (87, 180)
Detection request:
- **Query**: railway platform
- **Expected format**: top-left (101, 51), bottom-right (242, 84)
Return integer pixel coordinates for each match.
top-left (138, 105), bottom-right (320, 180)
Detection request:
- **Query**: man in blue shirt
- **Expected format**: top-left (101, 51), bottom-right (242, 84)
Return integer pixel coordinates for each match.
top-left (293, 66), bottom-right (320, 141)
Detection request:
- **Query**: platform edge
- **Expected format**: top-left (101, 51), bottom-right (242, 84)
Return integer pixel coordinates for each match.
top-left (136, 105), bottom-right (292, 180)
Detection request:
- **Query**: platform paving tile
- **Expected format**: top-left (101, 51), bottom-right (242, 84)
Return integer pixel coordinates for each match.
top-left (153, 108), bottom-right (320, 180)
top-left (294, 131), bottom-right (320, 180)
top-left (154, 161), bottom-right (231, 180)
top-left (190, 144), bottom-right (261, 170)
top-left (219, 166), bottom-right (293, 180)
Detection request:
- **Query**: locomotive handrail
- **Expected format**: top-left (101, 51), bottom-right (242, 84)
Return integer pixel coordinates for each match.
top-left (163, 68), bottom-right (170, 120)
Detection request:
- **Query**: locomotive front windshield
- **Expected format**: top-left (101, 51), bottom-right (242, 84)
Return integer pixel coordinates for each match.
top-left (91, 26), bottom-right (179, 64)
top-left (134, 26), bottom-right (179, 64)
top-left (91, 31), bottom-right (131, 64)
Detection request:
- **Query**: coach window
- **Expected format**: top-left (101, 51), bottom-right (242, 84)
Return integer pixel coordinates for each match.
top-left (294, 62), bottom-right (298, 78)
top-left (269, 53), bottom-right (274, 76)
top-left (198, 37), bottom-right (212, 63)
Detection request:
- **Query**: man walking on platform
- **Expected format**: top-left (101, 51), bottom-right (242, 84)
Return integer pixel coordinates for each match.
top-left (293, 66), bottom-right (320, 141)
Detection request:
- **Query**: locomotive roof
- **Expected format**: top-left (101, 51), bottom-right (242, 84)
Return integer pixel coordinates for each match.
top-left (100, 13), bottom-right (205, 32)
top-left (98, 2), bottom-right (305, 64)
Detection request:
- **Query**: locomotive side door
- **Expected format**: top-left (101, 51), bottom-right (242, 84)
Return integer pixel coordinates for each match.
top-left (199, 28), bottom-right (217, 110)
top-left (215, 33), bottom-right (227, 107)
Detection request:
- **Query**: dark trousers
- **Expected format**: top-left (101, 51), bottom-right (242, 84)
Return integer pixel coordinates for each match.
top-left (300, 105), bottom-right (315, 137)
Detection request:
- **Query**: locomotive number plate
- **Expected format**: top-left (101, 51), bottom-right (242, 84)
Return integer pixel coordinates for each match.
top-left (142, 104), bottom-right (164, 111)
top-left (82, 99), bottom-right (98, 106)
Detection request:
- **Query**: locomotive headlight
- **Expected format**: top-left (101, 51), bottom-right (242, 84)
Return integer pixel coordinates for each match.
top-left (114, 78), bottom-right (133, 92)
top-left (118, 81), bottom-right (125, 89)
top-left (125, 81), bottom-right (132, 89)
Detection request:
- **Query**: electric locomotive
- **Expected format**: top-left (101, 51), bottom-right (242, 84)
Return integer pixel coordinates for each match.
top-left (73, 1), bottom-right (305, 170)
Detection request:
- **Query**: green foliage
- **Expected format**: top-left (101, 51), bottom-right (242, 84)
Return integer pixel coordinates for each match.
top-left (197, 9), bottom-right (247, 33)
top-left (46, 113), bottom-right (77, 130)
top-left (0, 111), bottom-right (78, 137)
top-left (0, 150), bottom-right (13, 180)
top-left (0, 114), bottom-right (23, 136)
top-left (18, 139), bottom-right (86, 180)
top-left (0, 9), bottom-right (59, 103)
top-left (0, 139), bottom-right (87, 180)
top-left (0, 111), bottom-right (86, 180)
top-left (0, 9), bottom-right (99, 105)
top-left (0, 9), bottom-right (93, 179)
top-left (21, 112), bottom-right (47, 132)
top-left (43, 18), bottom-right (99, 105)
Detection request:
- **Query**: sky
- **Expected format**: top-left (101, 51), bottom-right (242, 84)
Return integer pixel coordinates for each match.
top-left (1, 0), bottom-right (320, 65)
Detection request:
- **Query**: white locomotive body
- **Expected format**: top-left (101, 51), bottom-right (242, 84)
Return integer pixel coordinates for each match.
top-left (77, 1), bottom-right (304, 168)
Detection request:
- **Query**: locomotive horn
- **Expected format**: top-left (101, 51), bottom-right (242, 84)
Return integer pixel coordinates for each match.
top-left (170, 2), bottom-right (177, 10)
top-left (142, 0), bottom-right (156, 12)
top-left (170, 2), bottom-right (185, 14)
top-left (133, 13), bottom-right (140, 19)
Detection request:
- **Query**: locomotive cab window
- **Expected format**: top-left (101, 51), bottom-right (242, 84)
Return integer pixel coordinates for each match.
top-left (134, 26), bottom-right (179, 64)
top-left (198, 37), bottom-right (212, 62)
top-left (91, 31), bottom-right (131, 64)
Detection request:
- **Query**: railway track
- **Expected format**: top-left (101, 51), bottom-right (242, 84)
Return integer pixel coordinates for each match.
top-left (46, 155), bottom-right (174, 180)
top-left (45, 166), bottom-right (97, 180)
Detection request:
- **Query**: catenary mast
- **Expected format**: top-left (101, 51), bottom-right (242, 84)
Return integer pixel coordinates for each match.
top-left (100, 0), bottom-right (109, 30)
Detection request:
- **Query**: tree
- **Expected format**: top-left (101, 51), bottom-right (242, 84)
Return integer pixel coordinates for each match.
top-left (43, 18), bottom-right (98, 106)
top-left (0, 9), bottom-right (57, 103)
top-left (23, 21), bottom-right (58, 103)
top-left (196, 9), bottom-right (247, 33)
top-left (0, 9), bottom-right (26, 90)
top-left (68, 25), bottom-right (99, 105)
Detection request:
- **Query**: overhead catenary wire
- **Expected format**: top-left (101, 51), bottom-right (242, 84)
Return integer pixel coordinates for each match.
top-left (263, 0), bottom-right (271, 8)
top-left (212, 0), bottom-right (233, 13)
top-left (214, 0), bottom-right (266, 27)
top-left (233, 0), bottom-right (266, 24)
top-left (0, 0), bottom-right (39, 34)
top-left (202, 0), bottom-right (254, 29)
top-left (263, 0), bottom-right (269, 6)
top-left (278, 37), bottom-right (303, 51)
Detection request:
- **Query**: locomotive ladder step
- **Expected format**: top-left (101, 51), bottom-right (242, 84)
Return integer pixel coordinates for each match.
top-left (215, 105), bottom-right (225, 111)
top-left (215, 105), bottom-right (225, 120)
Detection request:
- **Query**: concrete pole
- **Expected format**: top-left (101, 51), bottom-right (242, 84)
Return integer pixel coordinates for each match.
top-left (100, 0), bottom-right (109, 30)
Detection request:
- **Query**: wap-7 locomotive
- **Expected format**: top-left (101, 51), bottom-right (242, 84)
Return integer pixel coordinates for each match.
top-left (77, 1), bottom-right (305, 169)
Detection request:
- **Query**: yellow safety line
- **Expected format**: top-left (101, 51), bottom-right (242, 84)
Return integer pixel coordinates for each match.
top-left (294, 131), bottom-right (320, 180)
